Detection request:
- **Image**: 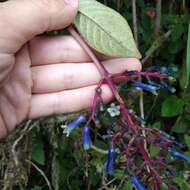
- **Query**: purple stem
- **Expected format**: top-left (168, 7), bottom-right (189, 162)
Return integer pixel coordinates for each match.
top-left (68, 25), bottom-right (171, 190)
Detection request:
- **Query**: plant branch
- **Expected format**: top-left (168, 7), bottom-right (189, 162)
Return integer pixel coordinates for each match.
top-left (68, 25), bottom-right (124, 105)
top-left (68, 26), bottom-right (109, 78)
top-left (155, 0), bottom-right (162, 36)
top-left (132, 0), bottom-right (138, 46)
top-left (142, 30), bottom-right (172, 64)
top-left (26, 159), bottom-right (52, 190)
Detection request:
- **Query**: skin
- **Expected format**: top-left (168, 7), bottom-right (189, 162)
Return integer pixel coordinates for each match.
top-left (0, 0), bottom-right (141, 139)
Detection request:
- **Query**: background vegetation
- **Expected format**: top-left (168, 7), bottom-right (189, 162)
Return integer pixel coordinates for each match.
top-left (0, 0), bottom-right (190, 189)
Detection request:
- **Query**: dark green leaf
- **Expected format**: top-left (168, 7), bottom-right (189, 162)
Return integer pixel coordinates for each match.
top-left (150, 144), bottom-right (160, 157)
top-left (122, 181), bottom-right (133, 190)
top-left (152, 122), bottom-right (161, 129)
top-left (161, 95), bottom-right (184, 117)
top-left (31, 186), bottom-right (42, 190)
top-left (32, 136), bottom-right (45, 165)
top-left (172, 120), bottom-right (189, 133)
top-left (172, 177), bottom-right (190, 190)
top-left (184, 135), bottom-right (190, 149)
top-left (184, 22), bottom-right (190, 88)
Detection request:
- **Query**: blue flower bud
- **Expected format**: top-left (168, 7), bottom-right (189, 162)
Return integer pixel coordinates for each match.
top-left (83, 126), bottom-right (92, 150)
top-left (63, 115), bottom-right (86, 137)
top-left (168, 66), bottom-right (179, 73)
top-left (135, 115), bottom-right (146, 125)
top-left (160, 131), bottom-right (185, 148)
top-left (132, 81), bottom-right (160, 95)
top-left (160, 131), bottom-right (175, 141)
top-left (131, 176), bottom-right (147, 190)
top-left (160, 80), bottom-right (176, 93)
top-left (105, 147), bottom-right (116, 175)
top-left (169, 149), bottom-right (190, 163)
top-left (148, 81), bottom-right (161, 88)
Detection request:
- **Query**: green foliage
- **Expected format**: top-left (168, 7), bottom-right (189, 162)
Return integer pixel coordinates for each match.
top-left (161, 95), bottom-right (184, 117)
top-left (185, 22), bottom-right (190, 88)
top-left (32, 135), bottom-right (45, 165)
top-left (74, 0), bottom-right (141, 58)
top-left (173, 177), bottom-right (190, 190)
top-left (184, 135), bottom-right (190, 149)
top-left (31, 186), bottom-right (42, 190)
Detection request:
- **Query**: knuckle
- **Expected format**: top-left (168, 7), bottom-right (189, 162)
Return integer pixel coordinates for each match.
top-left (63, 0), bottom-right (79, 10)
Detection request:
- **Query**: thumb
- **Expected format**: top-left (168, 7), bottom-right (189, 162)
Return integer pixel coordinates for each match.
top-left (0, 0), bottom-right (79, 54)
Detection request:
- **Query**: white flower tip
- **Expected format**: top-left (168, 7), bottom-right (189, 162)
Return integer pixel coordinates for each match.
top-left (61, 125), bottom-right (67, 129)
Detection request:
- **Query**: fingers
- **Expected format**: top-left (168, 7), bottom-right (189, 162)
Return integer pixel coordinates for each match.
top-left (32, 58), bottom-right (142, 93)
top-left (29, 36), bottom-right (117, 66)
top-left (29, 36), bottom-right (91, 65)
top-left (0, 0), bottom-right (78, 54)
top-left (29, 85), bottom-right (112, 119)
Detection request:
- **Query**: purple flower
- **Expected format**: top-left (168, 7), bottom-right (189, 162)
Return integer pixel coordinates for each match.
top-left (62, 115), bottom-right (86, 137)
top-left (83, 126), bottom-right (92, 150)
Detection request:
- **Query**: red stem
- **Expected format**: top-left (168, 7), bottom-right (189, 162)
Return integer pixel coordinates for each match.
top-left (68, 25), bottom-right (168, 189)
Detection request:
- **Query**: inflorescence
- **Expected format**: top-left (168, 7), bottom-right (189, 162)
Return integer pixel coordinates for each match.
top-left (61, 65), bottom-right (189, 190)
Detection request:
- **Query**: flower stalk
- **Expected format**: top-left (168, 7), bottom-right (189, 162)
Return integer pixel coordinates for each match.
top-left (67, 25), bottom-right (185, 189)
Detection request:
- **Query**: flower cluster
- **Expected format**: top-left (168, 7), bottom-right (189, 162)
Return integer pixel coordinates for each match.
top-left (61, 67), bottom-right (188, 190)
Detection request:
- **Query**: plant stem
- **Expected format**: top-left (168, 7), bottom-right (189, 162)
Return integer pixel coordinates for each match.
top-left (155, 0), bottom-right (162, 36)
top-left (132, 0), bottom-right (138, 46)
top-left (142, 30), bottom-right (172, 64)
top-left (68, 25), bottom-right (124, 105)
top-left (68, 25), bottom-right (156, 182)
top-left (68, 26), bottom-right (109, 78)
top-left (131, 0), bottom-right (150, 173)
top-left (182, 0), bottom-right (186, 12)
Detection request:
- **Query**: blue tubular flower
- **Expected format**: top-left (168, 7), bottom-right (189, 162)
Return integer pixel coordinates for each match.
top-left (83, 126), bottom-right (92, 150)
top-left (160, 131), bottom-right (185, 148)
top-left (160, 131), bottom-right (175, 141)
top-left (63, 115), bottom-right (86, 137)
top-left (169, 149), bottom-right (190, 163)
top-left (148, 81), bottom-right (161, 88)
top-left (131, 176), bottom-right (147, 190)
top-left (160, 80), bottom-right (176, 93)
top-left (105, 147), bottom-right (116, 175)
top-left (132, 81), bottom-right (160, 95)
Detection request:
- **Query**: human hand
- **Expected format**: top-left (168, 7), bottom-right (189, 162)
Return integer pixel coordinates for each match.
top-left (0, 0), bottom-right (141, 138)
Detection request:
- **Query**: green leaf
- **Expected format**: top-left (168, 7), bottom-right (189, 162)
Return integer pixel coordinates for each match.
top-left (31, 186), bottom-right (42, 190)
top-left (172, 120), bottom-right (189, 133)
top-left (122, 181), bottom-right (133, 190)
top-left (150, 144), bottom-right (160, 157)
top-left (161, 95), bottom-right (184, 117)
top-left (185, 22), bottom-right (190, 88)
top-left (74, 0), bottom-right (141, 58)
top-left (32, 136), bottom-right (45, 165)
top-left (151, 122), bottom-right (161, 129)
top-left (172, 177), bottom-right (190, 190)
top-left (184, 135), bottom-right (190, 149)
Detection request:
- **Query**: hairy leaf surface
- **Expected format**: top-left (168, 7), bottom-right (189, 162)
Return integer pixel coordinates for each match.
top-left (74, 0), bottom-right (141, 59)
